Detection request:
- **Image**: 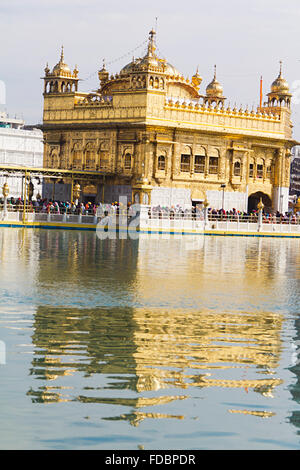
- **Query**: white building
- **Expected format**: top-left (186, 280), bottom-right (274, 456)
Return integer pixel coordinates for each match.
top-left (0, 111), bottom-right (43, 200)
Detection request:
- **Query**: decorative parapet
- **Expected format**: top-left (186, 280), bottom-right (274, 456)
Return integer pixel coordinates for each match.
top-left (160, 96), bottom-right (293, 139)
top-left (165, 97), bottom-right (281, 121)
top-left (75, 94), bottom-right (113, 107)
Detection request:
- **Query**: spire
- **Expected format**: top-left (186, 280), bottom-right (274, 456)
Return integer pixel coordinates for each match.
top-left (260, 75), bottom-right (263, 108)
top-left (101, 58), bottom-right (107, 71)
top-left (147, 28), bottom-right (156, 57)
top-left (192, 65), bottom-right (202, 88)
top-left (279, 60), bottom-right (282, 77)
top-left (98, 58), bottom-right (109, 85)
top-left (214, 64), bottom-right (217, 80)
top-left (60, 45), bottom-right (64, 63)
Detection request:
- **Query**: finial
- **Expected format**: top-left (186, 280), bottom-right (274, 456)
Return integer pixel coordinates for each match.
top-left (60, 45), bottom-right (64, 62)
top-left (214, 64), bottom-right (217, 80)
top-left (279, 60), bottom-right (282, 77)
top-left (147, 28), bottom-right (156, 56)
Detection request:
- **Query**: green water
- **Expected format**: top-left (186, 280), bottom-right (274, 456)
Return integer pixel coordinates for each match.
top-left (1, 228), bottom-right (300, 450)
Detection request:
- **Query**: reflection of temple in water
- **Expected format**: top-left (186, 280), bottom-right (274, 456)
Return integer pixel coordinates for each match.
top-left (0, 228), bottom-right (40, 283)
top-left (37, 229), bottom-right (139, 289)
top-left (28, 302), bottom-right (284, 424)
top-left (22, 230), bottom-right (300, 426)
top-left (135, 235), bottom-right (300, 307)
top-left (288, 314), bottom-right (300, 432)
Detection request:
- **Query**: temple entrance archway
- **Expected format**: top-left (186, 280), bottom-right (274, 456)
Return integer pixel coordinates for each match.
top-left (248, 192), bottom-right (272, 212)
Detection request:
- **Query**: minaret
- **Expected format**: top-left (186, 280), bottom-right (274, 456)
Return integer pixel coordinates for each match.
top-left (204, 65), bottom-right (226, 107)
top-left (267, 61), bottom-right (292, 108)
top-left (191, 66), bottom-right (202, 90)
top-left (98, 59), bottom-right (109, 86)
top-left (43, 46), bottom-right (80, 94)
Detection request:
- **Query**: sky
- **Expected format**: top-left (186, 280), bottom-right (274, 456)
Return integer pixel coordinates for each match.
top-left (1, 0), bottom-right (300, 140)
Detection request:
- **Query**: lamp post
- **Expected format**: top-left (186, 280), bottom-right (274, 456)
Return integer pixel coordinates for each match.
top-left (220, 184), bottom-right (226, 219)
top-left (280, 194), bottom-right (284, 215)
top-left (73, 183), bottom-right (81, 206)
top-left (203, 197), bottom-right (209, 230)
top-left (294, 197), bottom-right (300, 214)
top-left (257, 197), bottom-right (264, 232)
top-left (2, 182), bottom-right (9, 218)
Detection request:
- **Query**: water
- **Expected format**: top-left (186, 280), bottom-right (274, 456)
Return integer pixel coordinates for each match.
top-left (1, 228), bottom-right (300, 450)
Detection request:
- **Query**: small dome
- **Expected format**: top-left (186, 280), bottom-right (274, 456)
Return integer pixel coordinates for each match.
top-left (52, 46), bottom-right (71, 75)
top-left (53, 61), bottom-right (71, 74)
top-left (120, 58), bottom-right (140, 74)
top-left (206, 65), bottom-right (223, 97)
top-left (120, 57), bottom-right (180, 76)
top-left (271, 62), bottom-right (289, 93)
top-left (164, 62), bottom-right (181, 76)
top-left (119, 30), bottom-right (181, 77)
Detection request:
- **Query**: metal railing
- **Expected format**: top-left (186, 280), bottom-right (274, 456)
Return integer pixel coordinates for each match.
top-left (0, 204), bottom-right (96, 216)
top-left (146, 209), bottom-right (300, 225)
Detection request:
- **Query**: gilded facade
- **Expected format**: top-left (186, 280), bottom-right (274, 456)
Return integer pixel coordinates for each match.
top-left (42, 32), bottom-right (296, 212)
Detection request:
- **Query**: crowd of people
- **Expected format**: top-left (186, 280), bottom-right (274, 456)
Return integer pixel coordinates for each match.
top-left (0, 196), bottom-right (135, 217)
top-left (0, 196), bottom-right (299, 223)
top-left (148, 204), bottom-right (298, 223)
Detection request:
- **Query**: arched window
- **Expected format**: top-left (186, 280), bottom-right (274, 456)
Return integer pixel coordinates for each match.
top-left (209, 157), bottom-right (218, 174)
top-left (194, 148), bottom-right (206, 173)
top-left (208, 148), bottom-right (219, 174)
top-left (257, 163), bottom-right (264, 178)
top-left (124, 153), bottom-right (132, 170)
top-left (181, 154), bottom-right (190, 172)
top-left (49, 151), bottom-right (59, 168)
top-left (181, 146), bottom-right (192, 172)
top-left (158, 155), bottom-right (166, 170)
top-left (234, 161), bottom-right (241, 176)
top-left (72, 144), bottom-right (82, 169)
top-left (85, 143), bottom-right (96, 169)
top-left (194, 155), bottom-right (205, 173)
top-left (266, 164), bottom-right (272, 179)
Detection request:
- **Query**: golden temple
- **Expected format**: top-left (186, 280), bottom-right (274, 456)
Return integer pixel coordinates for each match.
top-left (42, 30), bottom-right (296, 213)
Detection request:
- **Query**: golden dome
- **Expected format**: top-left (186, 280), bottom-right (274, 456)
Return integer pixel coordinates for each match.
top-left (271, 61), bottom-right (289, 93)
top-left (52, 46), bottom-right (71, 75)
top-left (206, 65), bottom-right (223, 97)
top-left (120, 29), bottom-right (181, 77)
top-left (192, 67), bottom-right (202, 88)
top-left (120, 57), bottom-right (180, 76)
